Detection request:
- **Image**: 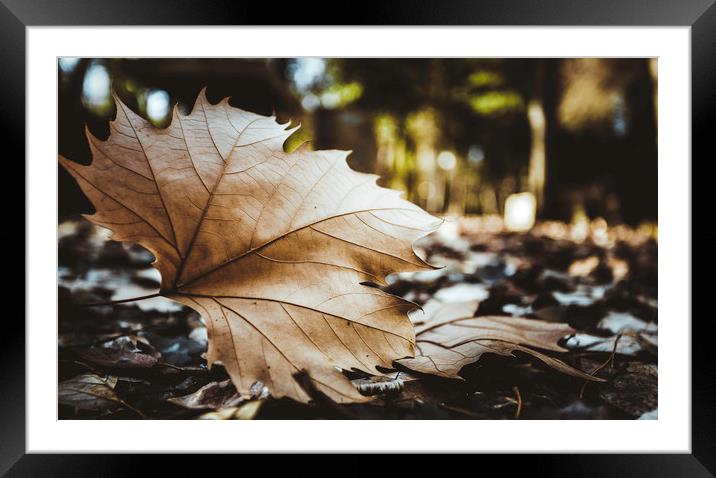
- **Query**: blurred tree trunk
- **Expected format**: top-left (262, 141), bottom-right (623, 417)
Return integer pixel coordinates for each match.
top-left (620, 58), bottom-right (658, 223)
top-left (527, 62), bottom-right (546, 212)
top-left (528, 59), bottom-right (560, 217)
top-left (542, 59), bottom-right (561, 220)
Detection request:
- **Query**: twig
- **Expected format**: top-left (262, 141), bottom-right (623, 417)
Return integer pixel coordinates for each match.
top-left (78, 292), bottom-right (163, 307)
top-left (513, 386), bottom-right (523, 419)
top-left (579, 334), bottom-right (622, 399)
top-left (155, 362), bottom-right (206, 372)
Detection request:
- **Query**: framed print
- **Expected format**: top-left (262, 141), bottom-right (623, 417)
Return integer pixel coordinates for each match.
top-left (4, 0), bottom-right (710, 474)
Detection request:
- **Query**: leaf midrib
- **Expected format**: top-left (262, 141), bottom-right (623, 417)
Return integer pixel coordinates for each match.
top-left (174, 206), bottom-right (424, 290)
top-left (172, 107), bottom-right (265, 285)
top-left (173, 291), bottom-right (414, 343)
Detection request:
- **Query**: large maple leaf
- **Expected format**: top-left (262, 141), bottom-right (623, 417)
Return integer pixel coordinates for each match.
top-left (59, 90), bottom-right (440, 403)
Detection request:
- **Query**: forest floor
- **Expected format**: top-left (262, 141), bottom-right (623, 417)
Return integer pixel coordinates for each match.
top-left (58, 216), bottom-right (658, 420)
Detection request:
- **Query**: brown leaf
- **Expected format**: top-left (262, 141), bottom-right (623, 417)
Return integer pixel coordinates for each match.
top-left (568, 255), bottom-right (599, 277)
top-left (352, 371), bottom-right (419, 396)
top-left (198, 401), bottom-right (263, 420)
top-left (59, 90), bottom-right (440, 404)
top-left (76, 335), bottom-right (160, 369)
top-left (397, 300), bottom-right (601, 381)
top-left (58, 373), bottom-right (122, 411)
top-left (168, 379), bottom-right (244, 410)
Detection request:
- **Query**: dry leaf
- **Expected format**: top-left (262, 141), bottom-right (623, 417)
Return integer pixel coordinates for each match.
top-left (59, 90), bottom-right (439, 403)
top-left (397, 300), bottom-right (601, 381)
top-left (352, 371), bottom-right (419, 396)
top-left (76, 335), bottom-right (160, 369)
top-left (198, 401), bottom-right (263, 420)
top-left (168, 379), bottom-right (244, 410)
top-left (568, 255), bottom-right (599, 276)
top-left (58, 373), bottom-right (122, 411)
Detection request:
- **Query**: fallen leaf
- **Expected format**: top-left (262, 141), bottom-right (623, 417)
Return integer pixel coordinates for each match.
top-left (59, 90), bottom-right (439, 404)
top-left (597, 311), bottom-right (657, 335)
top-left (433, 283), bottom-right (490, 303)
top-left (607, 256), bottom-right (629, 282)
top-left (58, 373), bottom-right (122, 411)
top-left (76, 335), bottom-right (160, 369)
top-left (568, 255), bottom-right (599, 277)
top-left (352, 371), bottom-right (419, 396)
top-left (198, 400), bottom-right (263, 420)
top-left (565, 332), bottom-right (657, 356)
top-left (142, 333), bottom-right (204, 367)
top-left (552, 286), bottom-right (606, 306)
top-left (168, 379), bottom-right (243, 410)
top-left (397, 300), bottom-right (600, 381)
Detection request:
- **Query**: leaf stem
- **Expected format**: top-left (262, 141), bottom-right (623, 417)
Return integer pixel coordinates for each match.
top-left (78, 292), bottom-right (163, 307)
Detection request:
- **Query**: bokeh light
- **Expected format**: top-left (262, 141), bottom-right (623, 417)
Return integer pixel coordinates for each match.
top-left (146, 89), bottom-right (170, 123)
top-left (58, 57), bottom-right (80, 74)
top-left (437, 151), bottom-right (457, 171)
top-left (504, 192), bottom-right (536, 232)
top-left (81, 63), bottom-right (112, 114)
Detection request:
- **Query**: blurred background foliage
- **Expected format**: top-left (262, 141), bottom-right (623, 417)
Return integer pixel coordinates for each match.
top-left (58, 58), bottom-right (657, 225)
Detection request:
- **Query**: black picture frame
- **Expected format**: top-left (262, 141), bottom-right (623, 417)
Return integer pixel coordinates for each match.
top-left (3, 0), bottom-right (709, 474)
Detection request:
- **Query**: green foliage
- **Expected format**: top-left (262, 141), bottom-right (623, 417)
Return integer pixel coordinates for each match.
top-left (320, 81), bottom-right (363, 109)
top-left (468, 90), bottom-right (524, 116)
top-left (467, 70), bottom-right (503, 88)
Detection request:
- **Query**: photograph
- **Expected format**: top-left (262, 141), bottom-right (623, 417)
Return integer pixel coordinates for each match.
top-left (56, 57), bottom-right (659, 421)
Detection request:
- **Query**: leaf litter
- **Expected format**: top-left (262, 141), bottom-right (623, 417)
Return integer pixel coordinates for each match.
top-left (59, 213), bottom-right (657, 419)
